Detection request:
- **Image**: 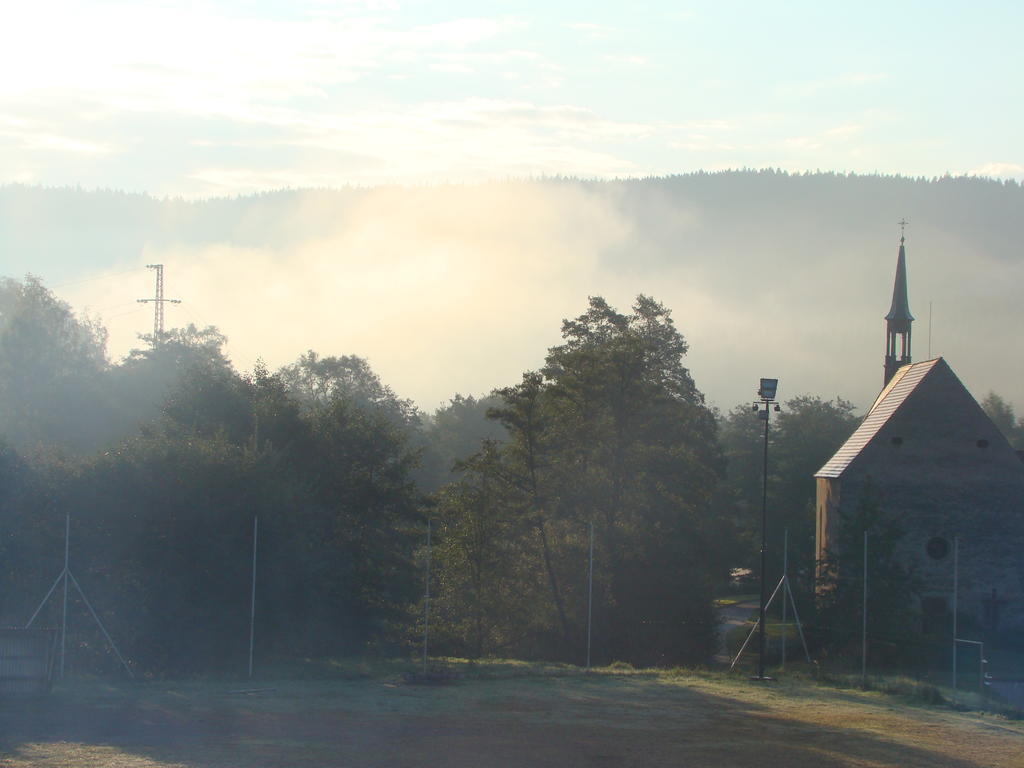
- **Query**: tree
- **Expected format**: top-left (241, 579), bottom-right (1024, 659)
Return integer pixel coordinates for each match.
top-left (0, 439), bottom-right (42, 626)
top-left (430, 441), bottom-right (529, 657)
top-left (417, 394), bottom-right (507, 493)
top-left (431, 296), bottom-right (726, 665)
top-left (278, 350), bottom-right (419, 427)
top-left (720, 395), bottom-right (859, 597)
top-left (488, 371), bottom-right (572, 647)
top-left (294, 397), bottom-right (422, 654)
top-left (814, 480), bottom-right (920, 666)
top-left (0, 276), bottom-right (111, 451)
top-left (96, 323), bottom-right (237, 451)
top-left (541, 296), bottom-right (724, 664)
top-left (8, 345), bottom-right (425, 675)
top-left (981, 392), bottom-right (1024, 449)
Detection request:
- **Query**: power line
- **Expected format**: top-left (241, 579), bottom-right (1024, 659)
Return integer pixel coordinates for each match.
top-left (105, 306), bottom-right (148, 321)
top-left (50, 267), bottom-right (141, 290)
top-left (136, 264), bottom-right (181, 346)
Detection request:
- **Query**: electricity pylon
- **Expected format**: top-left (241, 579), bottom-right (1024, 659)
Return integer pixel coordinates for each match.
top-left (137, 263), bottom-right (181, 346)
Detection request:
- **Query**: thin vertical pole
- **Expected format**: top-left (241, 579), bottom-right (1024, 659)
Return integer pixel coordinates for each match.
top-left (952, 536), bottom-right (959, 696)
top-left (979, 642), bottom-right (985, 694)
top-left (781, 528), bottom-right (788, 669)
top-left (60, 514), bottom-right (70, 680)
top-left (928, 301), bottom-right (933, 359)
top-left (861, 530), bottom-right (868, 682)
top-left (248, 515), bottom-right (258, 679)
top-left (586, 521), bottom-right (594, 670)
top-left (423, 519), bottom-right (431, 674)
top-left (757, 407), bottom-right (769, 679)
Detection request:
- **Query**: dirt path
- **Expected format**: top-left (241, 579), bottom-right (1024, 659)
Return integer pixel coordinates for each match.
top-left (714, 599), bottom-right (758, 664)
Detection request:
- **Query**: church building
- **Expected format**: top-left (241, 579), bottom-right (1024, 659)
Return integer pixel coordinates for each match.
top-left (815, 233), bottom-right (1024, 634)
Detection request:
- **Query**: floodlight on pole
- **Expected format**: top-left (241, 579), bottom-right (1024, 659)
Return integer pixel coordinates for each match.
top-left (752, 378), bottom-right (779, 682)
top-left (758, 378), bottom-right (778, 401)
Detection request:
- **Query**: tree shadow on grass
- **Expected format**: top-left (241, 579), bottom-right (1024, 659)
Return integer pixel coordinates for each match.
top-left (0, 676), bottom-right (1012, 768)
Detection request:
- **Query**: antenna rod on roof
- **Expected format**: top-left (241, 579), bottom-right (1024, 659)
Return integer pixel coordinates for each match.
top-left (928, 301), bottom-right (932, 359)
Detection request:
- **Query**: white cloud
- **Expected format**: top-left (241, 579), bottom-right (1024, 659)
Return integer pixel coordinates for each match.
top-left (0, 4), bottom-right (516, 122)
top-left (22, 134), bottom-right (115, 155)
top-left (602, 54), bottom-right (650, 66)
top-left (823, 124), bottom-right (863, 139)
top-left (414, 18), bottom-right (502, 46)
top-left (172, 98), bottom-right (653, 196)
top-left (968, 162), bottom-right (1024, 181)
top-left (564, 22), bottom-right (612, 39)
top-left (775, 72), bottom-right (889, 99)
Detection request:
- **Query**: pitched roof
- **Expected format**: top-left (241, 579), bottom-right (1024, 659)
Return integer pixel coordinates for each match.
top-left (815, 358), bottom-right (941, 478)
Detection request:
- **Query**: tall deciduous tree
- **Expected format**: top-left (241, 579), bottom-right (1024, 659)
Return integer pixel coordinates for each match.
top-left (278, 350), bottom-right (419, 427)
top-left (432, 296), bottom-right (725, 665)
top-left (0, 276), bottom-right (110, 451)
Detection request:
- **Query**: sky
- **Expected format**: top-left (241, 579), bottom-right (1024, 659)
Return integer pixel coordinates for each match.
top-left (2, 1), bottom-right (1022, 197)
top-left (3, 1), bottom-right (1023, 414)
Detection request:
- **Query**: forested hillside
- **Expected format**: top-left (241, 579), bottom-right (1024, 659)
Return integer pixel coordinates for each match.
top-left (2, 171), bottom-right (1022, 412)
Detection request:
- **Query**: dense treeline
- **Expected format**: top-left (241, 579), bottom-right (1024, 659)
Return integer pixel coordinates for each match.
top-left (0, 278), bottom-right (424, 673)
top-left (4, 172), bottom-right (1021, 280)
top-left (0, 276), bottom-right (946, 674)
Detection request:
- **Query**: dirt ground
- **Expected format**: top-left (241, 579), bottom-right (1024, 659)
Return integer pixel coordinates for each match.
top-left (1, 671), bottom-right (1022, 768)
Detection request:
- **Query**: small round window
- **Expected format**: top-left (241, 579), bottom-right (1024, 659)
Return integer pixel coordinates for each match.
top-left (926, 537), bottom-right (950, 560)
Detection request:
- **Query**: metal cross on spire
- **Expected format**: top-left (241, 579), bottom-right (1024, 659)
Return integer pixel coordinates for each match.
top-left (898, 218), bottom-right (909, 244)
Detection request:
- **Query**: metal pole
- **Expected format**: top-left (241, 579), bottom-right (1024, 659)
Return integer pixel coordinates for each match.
top-left (68, 572), bottom-right (134, 678)
top-left (586, 521), bottom-right (594, 670)
top-left (60, 514), bottom-right (70, 680)
top-left (952, 536), bottom-right (959, 696)
top-left (731, 576), bottom-right (787, 671)
top-left (979, 641), bottom-right (985, 694)
top-left (248, 515), bottom-right (258, 679)
top-left (781, 529), bottom-right (788, 669)
top-left (423, 519), bottom-right (431, 674)
top-left (783, 577), bottom-right (812, 663)
top-left (756, 405), bottom-right (769, 679)
top-left (862, 530), bottom-right (868, 682)
top-left (25, 571), bottom-right (65, 629)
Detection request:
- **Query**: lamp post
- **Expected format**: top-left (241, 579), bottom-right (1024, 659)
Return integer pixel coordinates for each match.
top-left (753, 378), bottom-right (779, 681)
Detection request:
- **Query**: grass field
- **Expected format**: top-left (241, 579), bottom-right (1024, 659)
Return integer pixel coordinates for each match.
top-left (2, 661), bottom-right (1022, 768)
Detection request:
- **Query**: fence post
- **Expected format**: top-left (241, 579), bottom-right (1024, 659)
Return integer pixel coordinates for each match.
top-left (861, 530), bottom-right (867, 683)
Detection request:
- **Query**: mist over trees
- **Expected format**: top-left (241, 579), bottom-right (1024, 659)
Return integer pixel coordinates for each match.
top-left (5, 170), bottom-right (1024, 414)
top-left (0, 274), bottom-right (880, 675)
top-left (0, 280), bottom-right (424, 673)
top-left (4, 172), bottom-right (1021, 282)
top-left (2, 201), bottom-right (1020, 674)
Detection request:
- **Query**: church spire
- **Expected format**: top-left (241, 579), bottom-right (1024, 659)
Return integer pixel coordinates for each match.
top-left (884, 220), bottom-right (914, 386)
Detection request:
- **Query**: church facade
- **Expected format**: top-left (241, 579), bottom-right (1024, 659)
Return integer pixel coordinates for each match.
top-left (815, 236), bottom-right (1024, 634)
